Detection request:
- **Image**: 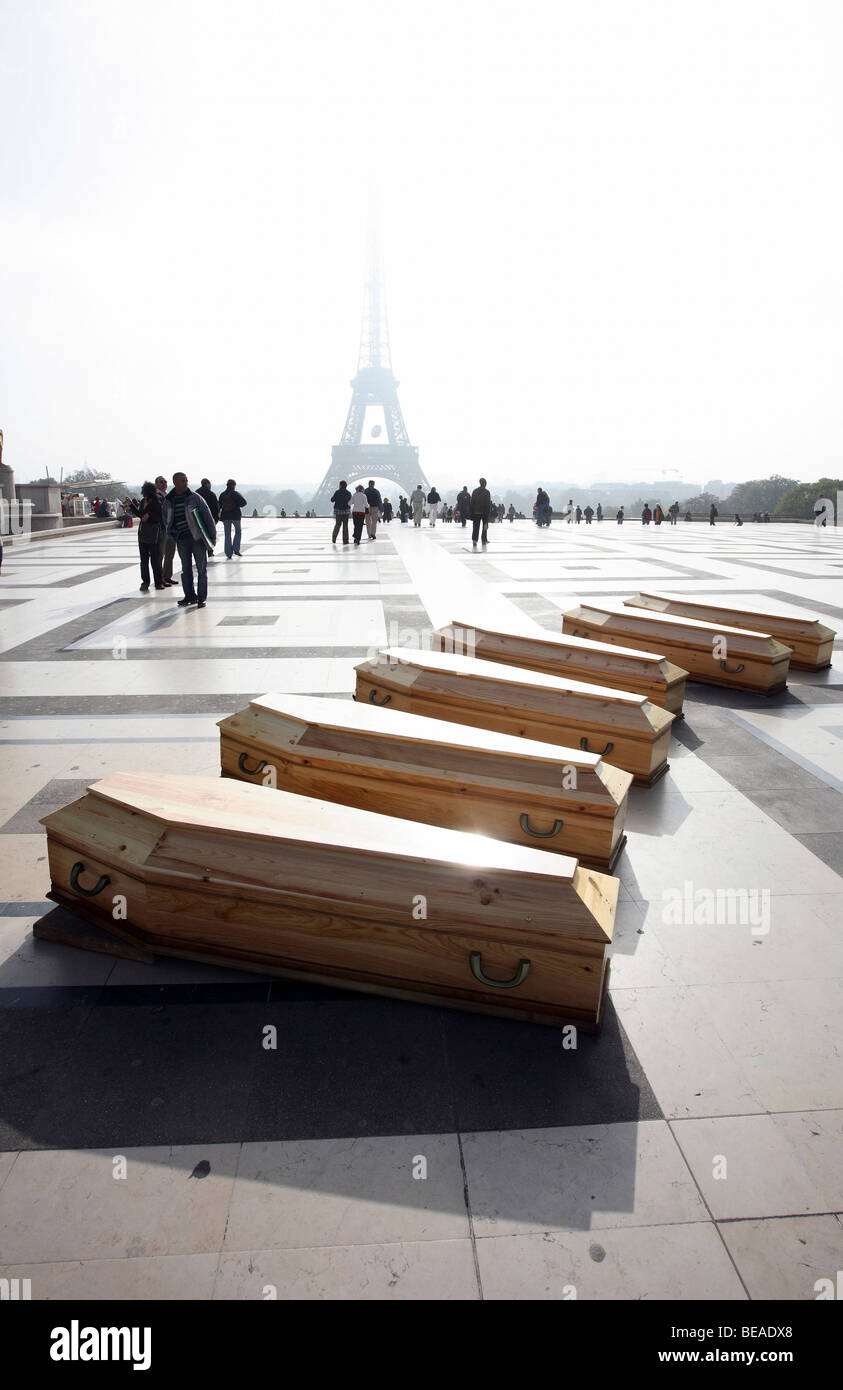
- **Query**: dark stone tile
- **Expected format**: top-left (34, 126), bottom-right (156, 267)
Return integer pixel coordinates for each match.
top-left (792, 833), bottom-right (843, 877)
top-left (0, 779), bottom-right (92, 834)
top-left (744, 786), bottom-right (843, 833)
top-left (0, 901), bottom-right (53, 916)
top-left (703, 748), bottom-right (812, 791)
top-left (243, 996), bottom-right (456, 1142)
top-left (443, 999), bottom-right (662, 1132)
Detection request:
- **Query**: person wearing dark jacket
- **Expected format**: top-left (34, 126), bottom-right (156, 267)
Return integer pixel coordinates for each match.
top-left (129, 482), bottom-right (166, 592)
top-left (470, 478), bottom-right (492, 546)
top-left (197, 479), bottom-right (220, 523)
top-left (163, 474), bottom-right (217, 608)
top-left (365, 481), bottom-right (382, 539)
top-left (456, 487), bottom-right (471, 527)
top-left (331, 481), bottom-right (352, 544)
top-left (218, 479), bottom-right (247, 558)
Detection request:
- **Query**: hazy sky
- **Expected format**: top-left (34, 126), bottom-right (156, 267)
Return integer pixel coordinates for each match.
top-left (2, 0), bottom-right (842, 494)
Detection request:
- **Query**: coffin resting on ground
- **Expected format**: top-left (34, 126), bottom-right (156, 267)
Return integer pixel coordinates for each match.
top-left (353, 648), bottom-right (674, 786)
top-left (41, 772), bottom-right (618, 1031)
top-left (219, 693), bottom-right (632, 872)
top-left (562, 604), bottom-right (791, 695)
top-left (624, 592), bottom-right (835, 672)
top-left (431, 619), bottom-right (688, 715)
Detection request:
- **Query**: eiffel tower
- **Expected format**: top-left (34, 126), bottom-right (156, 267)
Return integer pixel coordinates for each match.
top-left (311, 237), bottom-right (428, 514)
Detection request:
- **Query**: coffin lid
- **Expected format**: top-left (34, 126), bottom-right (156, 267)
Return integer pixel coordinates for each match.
top-left (42, 773), bottom-right (616, 942)
top-left (627, 592), bottom-right (834, 639)
top-left (48, 772), bottom-right (588, 879)
top-left (566, 604), bottom-right (792, 658)
top-left (440, 619), bottom-right (672, 669)
top-left (222, 694), bottom-right (632, 808)
top-left (241, 692), bottom-right (602, 769)
top-left (365, 647), bottom-right (648, 705)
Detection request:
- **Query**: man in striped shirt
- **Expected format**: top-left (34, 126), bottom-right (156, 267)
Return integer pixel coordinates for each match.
top-left (164, 473), bottom-right (217, 609)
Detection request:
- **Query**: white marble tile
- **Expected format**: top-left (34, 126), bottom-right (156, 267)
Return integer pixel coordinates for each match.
top-left (0, 1253), bottom-right (219, 1300)
top-left (671, 1112), bottom-right (843, 1220)
top-left (461, 1121), bottom-right (706, 1236)
top-left (0, 659), bottom-right (361, 695)
top-left (223, 1135), bottom-right (469, 1251)
top-left (213, 1239), bottom-right (479, 1300)
top-left (68, 600), bottom-right (388, 652)
top-left (629, 893), bottom-right (843, 987)
top-left (718, 1215), bottom-right (843, 1300)
top-left (476, 1223), bottom-right (746, 1300)
top-left (617, 789), bottom-right (843, 900)
top-left (610, 986), bottom-right (764, 1119)
top-left (0, 1151), bottom-right (19, 1192)
top-left (688, 977), bottom-right (843, 1111)
top-left (0, 837), bottom-right (53, 901)
top-left (607, 897), bottom-right (680, 989)
top-left (0, 1145), bottom-right (240, 1262)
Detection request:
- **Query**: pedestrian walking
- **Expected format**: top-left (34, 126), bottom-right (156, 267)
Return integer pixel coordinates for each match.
top-left (218, 480), bottom-right (247, 557)
top-left (351, 484), bottom-right (369, 544)
top-left (641, 504), bottom-right (652, 525)
top-left (130, 482), bottom-right (165, 592)
top-left (470, 477), bottom-right (492, 546)
top-left (584, 504), bottom-right (594, 524)
top-left (163, 473), bottom-right (217, 609)
top-left (331, 480), bottom-right (352, 544)
top-left (410, 484), bottom-right (425, 527)
top-left (596, 502), bottom-right (603, 521)
top-left (427, 485), bottom-right (441, 525)
top-left (709, 503), bottom-right (718, 526)
top-left (364, 479), bottom-right (382, 539)
top-left (616, 506), bottom-right (624, 524)
top-left (456, 487), bottom-right (471, 527)
top-left (155, 475), bottom-right (178, 586)
top-left (197, 478), bottom-right (220, 524)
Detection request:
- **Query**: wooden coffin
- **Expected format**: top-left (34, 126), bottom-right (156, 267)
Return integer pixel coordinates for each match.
top-left (562, 604), bottom-right (791, 694)
top-left (219, 693), bottom-right (632, 872)
top-left (41, 772), bottom-right (619, 1032)
top-left (353, 648), bottom-right (674, 786)
top-left (624, 592), bottom-right (835, 671)
top-left (432, 619), bottom-right (688, 715)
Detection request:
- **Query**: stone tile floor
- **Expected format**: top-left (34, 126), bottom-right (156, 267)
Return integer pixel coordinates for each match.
top-left (0, 516), bottom-right (841, 1299)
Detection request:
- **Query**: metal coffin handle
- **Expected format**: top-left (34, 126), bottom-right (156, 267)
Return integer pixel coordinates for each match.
top-left (238, 752), bottom-right (267, 776)
top-left (469, 951), bottom-right (531, 989)
top-left (519, 813), bottom-right (563, 839)
top-left (70, 861), bottom-right (111, 897)
top-left (580, 737), bottom-right (614, 756)
top-left (720, 660), bottom-right (745, 674)
top-left (368, 690), bottom-right (391, 705)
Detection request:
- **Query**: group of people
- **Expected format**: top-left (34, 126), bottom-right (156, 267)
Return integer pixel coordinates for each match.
top-left (126, 476), bottom-right (248, 607)
top-left (331, 479), bottom-right (501, 545)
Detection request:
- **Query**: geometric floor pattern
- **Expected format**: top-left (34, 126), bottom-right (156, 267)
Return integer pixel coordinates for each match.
top-left (0, 516), bottom-right (841, 1298)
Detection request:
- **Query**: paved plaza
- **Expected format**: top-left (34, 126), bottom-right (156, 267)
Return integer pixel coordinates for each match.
top-left (0, 515), bottom-right (841, 1300)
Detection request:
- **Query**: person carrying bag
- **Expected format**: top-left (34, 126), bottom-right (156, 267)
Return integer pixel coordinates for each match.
top-left (132, 482), bottom-right (165, 592)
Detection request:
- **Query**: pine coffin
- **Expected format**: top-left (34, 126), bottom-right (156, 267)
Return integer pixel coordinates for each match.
top-left (218, 693), bottom-right (633, 872)
top-left (41, 773), bottom-right (619, 1031)
top-left (562, 604), bottom-right (791, 694)
top-left (353, 648), bottom-right (674, 786)
top-left (431, 619), bottom-right (688, 715)
top-left (624, 592), bottom-right (835, 671)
